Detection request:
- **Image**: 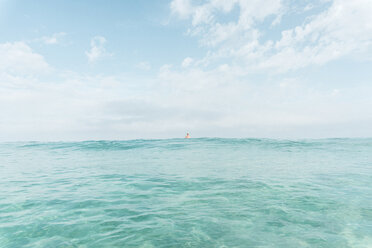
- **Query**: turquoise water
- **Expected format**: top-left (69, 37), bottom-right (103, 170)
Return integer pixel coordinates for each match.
top-left (0, 138), bottom-right (372, 247)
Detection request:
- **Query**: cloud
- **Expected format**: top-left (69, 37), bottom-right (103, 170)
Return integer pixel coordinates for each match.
top-left (1, 53), bottom-right (372, 140)
top-left (86, 36), bottom-right (111, 63)
top-left (136, 61), bottom-right (151, 70)
top-left (170, 0), bottom-right (372, 73)
top-left (0, 72), bottom-right (135, 140)
top-left (182, 57), bottom-right (193, 67)
top-left (170, 0), bottom-right (194, 19)
top-left (2, 1), bottom-right (372, 140)
top-left (172, 0), bottom-right (281, 45)
top-left (41, 32), bottom-right (66, 44)
top-left (0, 41), bottom-right (50, 75)
top-left (260, 0), bottom-right (372, 71)
top-left (156, 63), bottom-right (372, 136)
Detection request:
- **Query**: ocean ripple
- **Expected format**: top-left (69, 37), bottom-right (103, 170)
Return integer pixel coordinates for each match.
top-left (0, 138), bottom-right (371, 247)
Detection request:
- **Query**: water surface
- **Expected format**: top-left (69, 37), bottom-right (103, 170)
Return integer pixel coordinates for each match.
top-left (0, 138), bottom-right (371, 247)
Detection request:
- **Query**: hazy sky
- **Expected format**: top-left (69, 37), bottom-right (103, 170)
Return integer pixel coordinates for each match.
top-left (1, 0), bottom-right (372, 141)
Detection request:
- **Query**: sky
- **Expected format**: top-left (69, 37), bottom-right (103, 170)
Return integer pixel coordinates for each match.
top-left (1, 0), bottom-right (372, 141)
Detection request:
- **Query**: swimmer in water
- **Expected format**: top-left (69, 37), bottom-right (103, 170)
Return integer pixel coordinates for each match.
top-left (185, 133), bottom-right (190, 139)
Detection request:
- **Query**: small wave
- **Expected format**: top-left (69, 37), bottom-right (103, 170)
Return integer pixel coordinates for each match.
top-left (6, 137), bottom-right (372, 152)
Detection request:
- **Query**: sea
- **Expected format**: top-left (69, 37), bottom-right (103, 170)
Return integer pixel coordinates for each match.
top-left (0, 138), bottom-right (371, 247)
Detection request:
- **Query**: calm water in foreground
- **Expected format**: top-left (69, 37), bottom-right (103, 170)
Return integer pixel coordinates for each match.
top-left (0, 138), bottom-right (372, 247)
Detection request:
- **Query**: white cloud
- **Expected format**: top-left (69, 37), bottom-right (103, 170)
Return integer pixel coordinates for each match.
top-left (260, 0), bottom-right (372, 71)
top-left (170, 0), bottom-right (193, 19)
top-left (41, 32), bottom-right (66, 44)
top-left (171, 0), bottom-right (372, 73)
top-left (0, 42), bottom-right (50, 75)
top-left (86, 36), bottom-right (111, 63)
top-left (155, 64), bottom-right (372, 138)
top-left (303, 4), bottom-right (314, 12)
top-left (172, 0), bottom-right (281, 46)
top-left (2, 1), bottom-right (372, 140)
top-left (136, 61), bottom-right (151, 70)
top-left (182, 57), bottom-right (193, 67)
top-left (0, 72), bottom-right (140, 141)
top-left (1, 52), bottom-right (372, 140)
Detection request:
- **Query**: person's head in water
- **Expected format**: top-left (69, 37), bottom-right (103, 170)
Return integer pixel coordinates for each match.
top-left (185, 133), bottom-right (190, 138)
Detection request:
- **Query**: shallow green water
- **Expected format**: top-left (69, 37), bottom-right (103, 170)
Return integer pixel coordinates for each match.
top-left (1, 138), bottom-right (372, 247)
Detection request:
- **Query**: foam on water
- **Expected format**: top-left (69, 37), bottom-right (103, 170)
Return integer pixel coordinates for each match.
top-left (0, 138), bottom-right (372, 247)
